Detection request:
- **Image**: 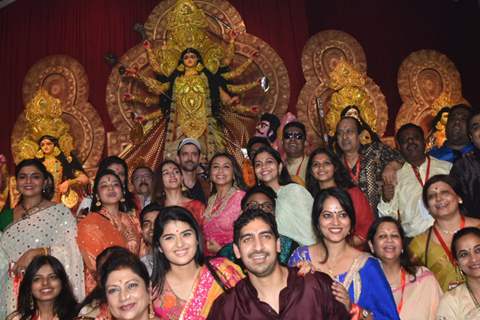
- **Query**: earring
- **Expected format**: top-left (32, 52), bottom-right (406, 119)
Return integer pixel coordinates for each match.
top-left (459, 199), bottom-right (463, 204)
top-left (53, 146), bottom-right (61, 157)
top-left (29, 294), bottom-right (34, 310)
top-left (120, 197), bottom-right (125, 203)
top-left (149, 300), bottom-right (155, 319)
top-left (176, 64), bottom-right (185, 72)
top-left (96, 196), bottom-right (101, 207)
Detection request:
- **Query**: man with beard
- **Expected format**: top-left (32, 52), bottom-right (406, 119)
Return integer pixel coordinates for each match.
top-left (207, 209), bottom-right (349, 320)
top-left (131, 165), bottom-right (153, 210)
top-left (378, 123), bottom-right (451, 237)
top-left (282, 121), bottom-right (308, 185)
top-left (254, 113), bottom-right (280, 144)
top-left (430, 104), bottom-right (474, 162)
top-left (335, 116), bottom-right (402, 214)
top-left (450, 108), bottom-right (480, 218)
top-left (176, 138), bottom-right (210, 204)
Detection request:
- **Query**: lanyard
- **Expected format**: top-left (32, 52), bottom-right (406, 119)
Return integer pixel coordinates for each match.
top-left (411, 156), bottom-right (431, 187)
top-left (295, 155), bottom-right (305, 177)
top-left (344, 156), bottom-right (361, 183)
top-left (433, 215), bottom-right (466, 265)
top-left (396, 268), bottom-right (407, 313)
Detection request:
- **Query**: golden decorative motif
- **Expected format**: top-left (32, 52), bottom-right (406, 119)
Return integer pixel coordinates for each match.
top-left (106, 0), bottom-right (290, 166)
top-left (13, 89), bottom-right (74, 163)
top-left (395, 49), bottom-right (468, 134)
top-left (296, 30), bottom-right (388, 146)
top-left (325, 60), bottom-right (376, 137)
top-left (175, 73), bottom-right (209, 138)
top-left (14, 55), bottom-right (105, 174)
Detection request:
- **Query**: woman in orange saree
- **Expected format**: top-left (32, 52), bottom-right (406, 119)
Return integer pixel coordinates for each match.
top-left (76, 169), bottom-right (141, 294)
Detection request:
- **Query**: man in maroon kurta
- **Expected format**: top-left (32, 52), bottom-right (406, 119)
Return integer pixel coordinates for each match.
top-left (207, 209), bottom-right (349, 319)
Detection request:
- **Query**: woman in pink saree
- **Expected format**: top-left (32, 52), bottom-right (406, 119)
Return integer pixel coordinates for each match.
top-left (151, 206), bottom-right (243, 319)
top-left (203, 153), bottom-right (247, 256)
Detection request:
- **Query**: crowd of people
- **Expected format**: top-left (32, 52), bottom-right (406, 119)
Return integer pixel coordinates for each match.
top-left (0, 104), bottom-right (480, 319)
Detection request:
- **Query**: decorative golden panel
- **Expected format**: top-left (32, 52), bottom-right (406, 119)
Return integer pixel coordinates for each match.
top-left (144, 0), bottom-right (246, 41)
top-left (396, 49), bottom-right (468, 134)
top-left (106, 0), bottom-right (290, 159)
top-left (11, 55), bottom-right (105, 174)
top-left (297, 30), bottom-right (388, 147)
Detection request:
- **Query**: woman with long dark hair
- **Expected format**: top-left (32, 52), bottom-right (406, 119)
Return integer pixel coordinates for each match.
top-left (77, 156), bottom-right (137, 215)
top-left (151, 206), bottom-right (243, 319)
top-left (409, 174), bottom-right (480, 292)
top-left (288, 188), bottom-right (400, 319)
top-left (77, 169), bottom-right (141, 294)
top-left (203, 153), bottom-right (246, 255)
top-left (368, 217), bottom-right (442, 319)
top-left (437, 227), bottom-right (480, 319)
top-left (7, 255), bottom-right (77, 320)
top-left (305, 147), bottom-right (374, 246)
top-left (0, 159), bottom-right (84, 315)
top-left (152, 160), bottom-right (205, 225)
top-left (252, 145), bottom-right (316, 246)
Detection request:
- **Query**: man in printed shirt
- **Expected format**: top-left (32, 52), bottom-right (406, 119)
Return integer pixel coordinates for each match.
top-left (378, 123), bottom-right (451, 237)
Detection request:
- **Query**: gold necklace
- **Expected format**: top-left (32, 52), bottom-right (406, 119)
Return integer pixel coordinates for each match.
top-left (20, 199), bottom-right (45, 217)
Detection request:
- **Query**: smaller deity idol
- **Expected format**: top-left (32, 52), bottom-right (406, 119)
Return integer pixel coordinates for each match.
top-left (35, 135), bottom-right (89, 207)
top-left (426, 106), bottom-right (450, 151)
top-left (12, 89), bottom-right (89, 209)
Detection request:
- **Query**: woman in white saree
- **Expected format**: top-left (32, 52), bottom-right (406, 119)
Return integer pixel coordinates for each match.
top-left (0, 159), bottom-right (84, 315)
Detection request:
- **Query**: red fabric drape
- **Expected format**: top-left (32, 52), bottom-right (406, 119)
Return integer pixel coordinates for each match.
top-left (0, 0), bottom-right (308, 166)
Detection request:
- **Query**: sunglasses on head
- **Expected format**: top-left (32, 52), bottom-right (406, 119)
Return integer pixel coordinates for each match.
top-left (283, 132), bottom-right (305, 140)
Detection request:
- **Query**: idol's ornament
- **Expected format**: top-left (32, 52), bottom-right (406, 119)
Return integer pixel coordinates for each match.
top-left (395, 50), bottom-right (469, 150)
top-left (296, 30), bottom-right (389, 147)
top-left (11, 89), bottom-right (90, 209)
top-left (106, 0), bottom-right (290, 168)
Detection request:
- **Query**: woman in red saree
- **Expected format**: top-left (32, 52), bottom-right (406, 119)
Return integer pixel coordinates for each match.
top-left (305, 147), bottom-right (374, 247)
top-left (76, 169), bottom-right (141, 294)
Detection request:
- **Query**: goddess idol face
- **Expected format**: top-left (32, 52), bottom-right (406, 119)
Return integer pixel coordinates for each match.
top-left (182, 51), bottom-right (199, 68)
top-left (40, 138), bottom-right (55, 156)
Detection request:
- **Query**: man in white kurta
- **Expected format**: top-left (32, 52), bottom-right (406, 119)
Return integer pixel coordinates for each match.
top-left (378, 124), bottom-right (451, 237)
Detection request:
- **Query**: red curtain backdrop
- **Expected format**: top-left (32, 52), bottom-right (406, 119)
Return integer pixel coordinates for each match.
top-left (0, 0), bottom-right (308, 164)
top-left (1, 0), bottom-right (479, 165)
top-left (305, 0), bottom-right (480, 134)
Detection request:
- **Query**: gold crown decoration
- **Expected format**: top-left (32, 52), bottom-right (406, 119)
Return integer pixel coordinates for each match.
top-left (13, 89), bottom-right (75, 163)
top-left (430, 91), bottom-right (458, 116)
top-left (159, 0), bottom-right (227, 76)
top-left (325, 59), bottom-right (377, 136)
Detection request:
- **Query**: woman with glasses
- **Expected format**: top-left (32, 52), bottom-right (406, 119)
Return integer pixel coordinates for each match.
top-left (252, 145), bottom-right (316, 246)
top-left (218, 185), bottom-right (299, 264)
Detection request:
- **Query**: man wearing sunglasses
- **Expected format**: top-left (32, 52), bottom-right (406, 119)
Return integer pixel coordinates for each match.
top-left (282, 121), bottom-right (308, 185)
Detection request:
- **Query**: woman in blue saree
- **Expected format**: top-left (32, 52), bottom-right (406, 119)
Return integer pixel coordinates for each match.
top-left (288, 188), bottom-right (399, 319)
